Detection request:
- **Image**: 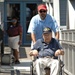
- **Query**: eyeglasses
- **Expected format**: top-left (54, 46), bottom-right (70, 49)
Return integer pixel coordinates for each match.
top-left (39, 10), bottom-right (47, 13)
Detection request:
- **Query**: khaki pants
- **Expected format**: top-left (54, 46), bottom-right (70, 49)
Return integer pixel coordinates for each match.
top-left (36, 58), bottom-right (59, 75)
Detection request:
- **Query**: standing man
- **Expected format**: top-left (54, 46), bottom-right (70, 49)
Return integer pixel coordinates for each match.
top-left (28, 4), bottom-right (59, 49)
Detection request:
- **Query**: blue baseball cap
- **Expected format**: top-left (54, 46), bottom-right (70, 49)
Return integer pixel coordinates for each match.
top-left (43, 27), bottom-right (52, 34)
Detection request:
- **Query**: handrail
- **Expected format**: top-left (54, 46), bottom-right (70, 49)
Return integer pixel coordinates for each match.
top-left (60, 29), bottom-right (75, 75)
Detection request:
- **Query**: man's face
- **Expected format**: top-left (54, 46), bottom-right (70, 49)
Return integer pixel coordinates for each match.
top-left (38, 9), bottom-right (47, 20)
top-left (43, 32), bottom-right (52, 43)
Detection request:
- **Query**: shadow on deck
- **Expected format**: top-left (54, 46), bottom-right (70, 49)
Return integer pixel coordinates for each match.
top-left (0, 46), bottom-right (33, 75)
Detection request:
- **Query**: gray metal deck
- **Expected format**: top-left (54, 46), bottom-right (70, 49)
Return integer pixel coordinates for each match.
top-left (0, 46), bottom-right (34, 75)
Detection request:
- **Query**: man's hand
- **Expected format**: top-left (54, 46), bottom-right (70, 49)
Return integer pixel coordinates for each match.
top-left (61, 50), bottom-right (64, 55)
top-left (29, 50), bottom-right (38, 56)
top-left (55, 49), bottom-right (64, 56)
top-left (29, 51), bottom-right (33, 56)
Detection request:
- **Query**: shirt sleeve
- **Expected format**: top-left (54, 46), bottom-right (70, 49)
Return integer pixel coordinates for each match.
top-left (32, 39), bottom-right (42, 51)
top-left (56, 39), bottom-right (62, 49)
top-left (51, 16), bottom-right (59, 33)
top-left (27, 17), bottom-right (36, 34)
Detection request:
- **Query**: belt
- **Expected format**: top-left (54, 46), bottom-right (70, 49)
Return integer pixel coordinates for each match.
top-left (44, 56), bottom-right (51, 58)
top-left (40, 56), bottom-right (51, 58)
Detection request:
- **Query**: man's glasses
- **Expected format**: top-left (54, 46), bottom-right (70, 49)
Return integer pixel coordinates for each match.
top-left (39, 10), bottom-right (47, 13)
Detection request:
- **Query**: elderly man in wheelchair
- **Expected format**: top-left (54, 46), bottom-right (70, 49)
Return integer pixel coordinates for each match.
top-left (29, 27), bottom-right (64, 75)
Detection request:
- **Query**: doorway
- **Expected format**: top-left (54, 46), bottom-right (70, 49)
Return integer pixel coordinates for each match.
top-left (4, 2), bottom-right (39, 45)
top-left (25, 3), bottom-right (37, 44)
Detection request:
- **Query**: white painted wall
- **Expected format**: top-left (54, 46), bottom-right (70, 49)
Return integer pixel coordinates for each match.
top-left (46, 3), bottom-right (53, 16)
top-left (68, 0), bottom-right (75, 29)
top-left (53, 0), bottom-right (60, 27)
top-left (0, 2), bottom-right (4, 30)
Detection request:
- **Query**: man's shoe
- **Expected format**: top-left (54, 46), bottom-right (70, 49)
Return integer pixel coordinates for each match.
top-left (15, 60), bottom-right (20, 64)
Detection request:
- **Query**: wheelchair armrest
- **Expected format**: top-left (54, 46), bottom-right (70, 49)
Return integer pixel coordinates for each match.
top-left (31, 56), bottom-right (38, 62)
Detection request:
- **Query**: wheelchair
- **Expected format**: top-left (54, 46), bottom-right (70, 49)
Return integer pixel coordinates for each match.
top-left (44, 57), bottom-right (64, 75)
top-left (32, 56), bottom-right (64, 75)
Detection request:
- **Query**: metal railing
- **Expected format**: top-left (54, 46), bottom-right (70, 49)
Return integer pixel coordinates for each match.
top-left (60, 29), bottom-right (75, 75)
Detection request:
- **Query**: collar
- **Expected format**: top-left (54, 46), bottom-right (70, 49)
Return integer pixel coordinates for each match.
top-left (38, 15), bottom-right (46, 22)
top-left (41, 38), bottom-right (53, 44)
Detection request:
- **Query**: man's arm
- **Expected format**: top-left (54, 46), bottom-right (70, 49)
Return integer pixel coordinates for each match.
top-left (18, 32), bottom-right (22, 44)
top-left (55, 32), bottom-right (59, 40)
top-left (29, 39), bottom-right (42, 56)
top-left (29, 50), bottom-right (38, 56)
top-left (18, 25), bottom-right (23, 44)
top-left (31, 33), bottom-right (36, 44)
top-left (55, 49), bottom-right (64, 56)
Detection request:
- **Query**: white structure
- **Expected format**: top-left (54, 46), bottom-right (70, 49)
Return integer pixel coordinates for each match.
top-left (43, 0), bottom-right (75, 75)
top-left (61, 0), bottom-right (75, 75)
top-left (0, 0), bottom-right (75, 74)
top-left (66, 0), bottom-right (75, 29)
